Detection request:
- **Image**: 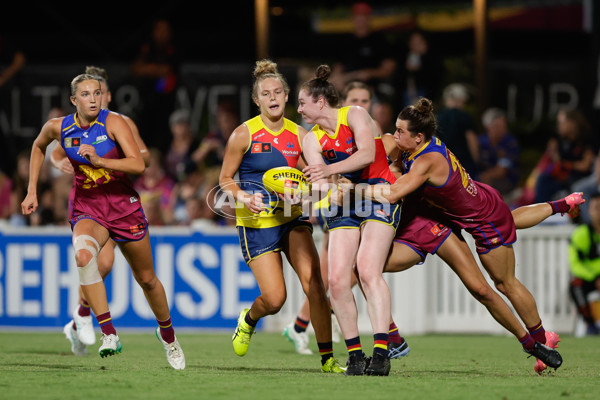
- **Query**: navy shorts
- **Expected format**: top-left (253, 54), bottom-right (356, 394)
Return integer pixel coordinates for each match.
top-left (325, 200), bottom-right (401, 231)
top-left (237, 217), bottom-right (313, 263)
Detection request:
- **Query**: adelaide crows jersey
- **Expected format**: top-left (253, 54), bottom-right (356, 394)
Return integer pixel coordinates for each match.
top-left (236, 115), bottom-right (304, 228)
top-left (311, 106), bottom-right (396, 185)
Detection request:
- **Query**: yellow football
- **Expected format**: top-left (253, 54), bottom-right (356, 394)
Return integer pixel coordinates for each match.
top-left (262, 166), bottom-right (311, 195)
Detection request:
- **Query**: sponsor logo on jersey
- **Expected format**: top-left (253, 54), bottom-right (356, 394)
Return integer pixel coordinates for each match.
top-left (375, 208), bottom-right (390, 221)
top-left (93, 135), bottom-right (108, 144)
top-left (430, 223), bottom-right (446, 235)
top-left (129, 223), bottom-right (145, 234)
top-left (281, 149), bottom-right (300, 156)
top-left (64, 137), bottom-right (81, 148)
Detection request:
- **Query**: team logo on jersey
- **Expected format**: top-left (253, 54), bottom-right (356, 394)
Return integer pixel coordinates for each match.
top-left (251, 143), bottom-right (272, 153)
top-left (64, 137), bottom-right (81, 148)
top-left (323, 149), bottom-right (337, 160)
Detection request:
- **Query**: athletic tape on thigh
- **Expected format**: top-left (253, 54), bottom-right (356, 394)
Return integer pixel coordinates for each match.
top-left (73, 235), bottom-right (102, 285)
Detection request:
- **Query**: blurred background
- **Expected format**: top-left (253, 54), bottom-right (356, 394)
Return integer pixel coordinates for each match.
top-left (1, 0), bottom-right (600, 335)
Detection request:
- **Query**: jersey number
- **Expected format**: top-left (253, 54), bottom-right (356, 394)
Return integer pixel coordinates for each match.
top-left (447, 150), bottom-right (469, 189)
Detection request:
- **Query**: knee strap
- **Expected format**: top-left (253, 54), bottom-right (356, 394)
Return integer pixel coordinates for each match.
top-left (73, 235), bottom-right (102, 285)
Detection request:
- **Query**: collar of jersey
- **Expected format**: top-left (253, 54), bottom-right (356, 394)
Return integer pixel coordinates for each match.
top-left (407, 139), bottom-right (431, 162)
top-left (73, 112), bottom-right (102, 129)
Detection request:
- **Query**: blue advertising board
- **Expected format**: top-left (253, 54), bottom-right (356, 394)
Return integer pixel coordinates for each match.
top-left (0, 225), bottom-right (260, 330)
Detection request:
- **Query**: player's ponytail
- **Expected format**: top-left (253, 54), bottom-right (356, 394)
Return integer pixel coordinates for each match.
top-left (398, 97), bottom-right (437, 140)
top-left (299, 64), bottom-right (339, 108)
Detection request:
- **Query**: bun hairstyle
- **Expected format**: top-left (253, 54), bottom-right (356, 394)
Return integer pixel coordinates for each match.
top-left (85, 65), bottom-right (109, 91)
top-left (398, 97), bottom-right (437, 140)
top-left (315, 64), bottom-right (331, 81)
top-left (252, 59), bottom-right (290, 100)
top-left (299, 64), bottom-right (339, 108)
top-left (85, 65), bottom-right (108, 81)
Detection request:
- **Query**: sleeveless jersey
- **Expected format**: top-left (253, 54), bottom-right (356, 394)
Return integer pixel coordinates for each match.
top-left (61, 109), bottom-right (141, 222)
top-left (312, 106), bottom-right (396, 185)
top-left (236, 115), bottom-right (304, 228)
top-left (402, 136), bottom-right (503, 229)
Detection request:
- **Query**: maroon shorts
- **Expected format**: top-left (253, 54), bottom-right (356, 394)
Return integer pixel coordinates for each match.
top-left (70, 207), bottom-right (148, 242)
top-left (466, 204), bottom-right (517, 254)
top-left (394, 213), bottom-right (452, 263)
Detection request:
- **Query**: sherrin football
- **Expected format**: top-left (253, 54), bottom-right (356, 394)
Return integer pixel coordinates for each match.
top-left (262, 166), bottom-right (311, 195)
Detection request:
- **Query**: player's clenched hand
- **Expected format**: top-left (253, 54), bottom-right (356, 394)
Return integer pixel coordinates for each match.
top-left (303, 164), bottom-right (331, 183)
top-left (77, 144), bottom-right (101, 166)
top-left (21, 192), bottom-right (38, 215)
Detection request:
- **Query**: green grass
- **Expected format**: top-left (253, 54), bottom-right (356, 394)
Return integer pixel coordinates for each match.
top-left (0, 331), bottom-right (598, 400)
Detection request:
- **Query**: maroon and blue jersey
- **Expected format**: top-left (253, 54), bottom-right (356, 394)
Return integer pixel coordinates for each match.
top-left (61, 109), bottom-right (141, 222)
top-left (403, 136), bottom-right (516, 252)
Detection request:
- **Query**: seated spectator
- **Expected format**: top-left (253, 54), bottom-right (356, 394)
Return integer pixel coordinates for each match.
top-left (192, 100), bottom-right (240, 170)
top-left (436, 83), bottom-right (479, 177)
top-left (133, 148), bottom-right (176, 225)
top-left (172, 168), bottom-right (208, 225)
top-left (164, 109), bottom-right (199, 182)
top-left (568, 190), bottom-right (600, 335)
top-left (477, 107), bottom-right (520, 199)
top-left (532, 108), bottom-right (596, 203)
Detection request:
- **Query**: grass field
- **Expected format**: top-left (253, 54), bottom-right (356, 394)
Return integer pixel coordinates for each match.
top-left (0, 330), bottom-right (598, 400)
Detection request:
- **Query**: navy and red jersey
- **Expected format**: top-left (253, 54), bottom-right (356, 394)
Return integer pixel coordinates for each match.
top-left (236, 115), bottom-right (304, 228)
top-left (312, 106), bottom-right (396, 185)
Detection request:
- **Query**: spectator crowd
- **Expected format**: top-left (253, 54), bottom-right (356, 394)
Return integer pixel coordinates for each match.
top-left (1, 7), bottom-right (599, 232)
